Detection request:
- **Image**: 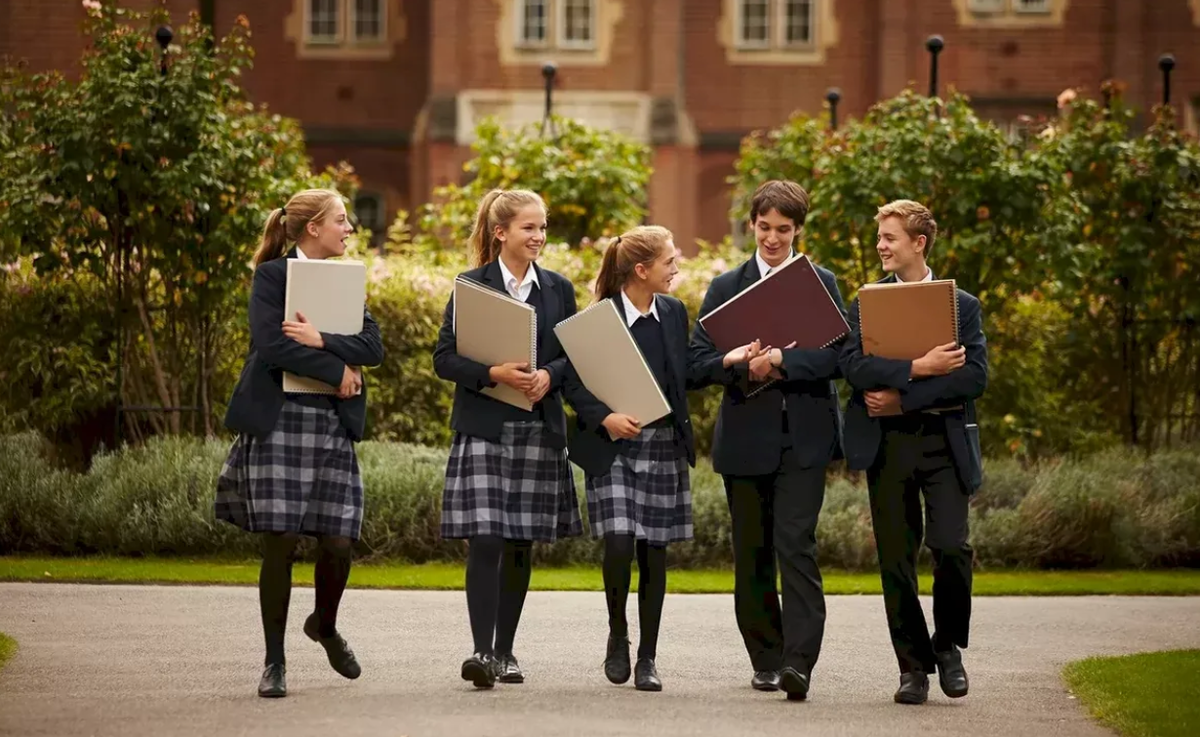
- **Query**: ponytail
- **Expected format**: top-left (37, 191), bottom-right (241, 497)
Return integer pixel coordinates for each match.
top-left (467, 189), bottom-right (506, 268)
top-left (593, 226), bottom-right (675, 302)
top-left (253, 208), bottom-right (288, 267)
top-left (594, 237), bottom-right (627, 301)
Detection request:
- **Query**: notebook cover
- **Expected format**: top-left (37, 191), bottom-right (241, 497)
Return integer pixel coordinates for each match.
top-left (453, 276), bottom-right (537, 412)
top-left (282, 259), bottom-right (366, 395)
top-left (553, 298), bottom-right (672, 426)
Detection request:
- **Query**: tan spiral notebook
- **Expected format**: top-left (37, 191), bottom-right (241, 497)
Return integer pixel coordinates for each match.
top-left (858, 279), bottom-right (960, 416)
top-left (553, 298), bottom-right (672, 426)
top-left (453, 276), bottom-right (538, 411)
top-left (282, 259), bottom-right (366, 395)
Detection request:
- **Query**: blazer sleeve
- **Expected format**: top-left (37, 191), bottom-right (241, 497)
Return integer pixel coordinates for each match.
top-left (777, 269), bottom-right (849, 382)
top-left (432, 291), bottom-right (496, 392)
top-left (320, 306), bottom-right (385, 368)
top-left (900, 296), bottom-right (989, 412)
top-left (250, 265), bottom-right (346, 387)
top-left (542, 277), bottom-right (577, 391)
top-left (687, 279), bottom-right (743, 389)
top-left (838, 295), bottom-right (913, 391)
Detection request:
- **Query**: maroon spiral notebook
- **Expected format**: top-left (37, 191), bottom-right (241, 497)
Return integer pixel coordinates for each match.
top-left (699, 254), bottom-right (850, 396)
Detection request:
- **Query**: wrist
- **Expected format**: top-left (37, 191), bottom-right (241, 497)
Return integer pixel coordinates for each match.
top-left (771, 348), bottom-right (782, 367)
top-left (910, 358), bottom-right (927, 379)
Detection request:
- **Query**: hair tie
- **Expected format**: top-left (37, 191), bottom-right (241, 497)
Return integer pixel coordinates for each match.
top-left (613, 236), bottom-right (622, 246)
top-left (280, 207), bottom-right (287, 219)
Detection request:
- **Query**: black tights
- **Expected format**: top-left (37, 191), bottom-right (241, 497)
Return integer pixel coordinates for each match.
top-left (465, 535), bottom-right (533, 656)
top-left (260, 533), bottom-right (354, 665)
top-left (602, 534), bottom-right (667, 660)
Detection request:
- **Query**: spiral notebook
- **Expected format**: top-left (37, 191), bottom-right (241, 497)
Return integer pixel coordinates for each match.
top-left (699, 253), bottom-right (850, 397)
top-left (857, 279), bottom-right (960, 416)
top-left (553, 298), bottom-right (672, 425)
top-left (453, 276), bottom-right (538, 411)
top-left (282, 259), bottom-right (366, 395)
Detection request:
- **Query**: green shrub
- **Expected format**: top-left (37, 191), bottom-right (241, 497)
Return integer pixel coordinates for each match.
top-left (3, 433), bottom-right (1197, 570)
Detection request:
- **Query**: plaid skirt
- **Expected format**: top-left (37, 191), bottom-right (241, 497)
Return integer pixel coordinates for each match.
top-left (441, 421), bottom-right (583, 542)
top-left (215, 400), bottom-right (364, 540)
top-left (586, 426), bottom-right (693, 545)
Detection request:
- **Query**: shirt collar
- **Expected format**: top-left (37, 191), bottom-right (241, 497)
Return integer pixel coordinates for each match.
top-left (498, 257), bottom-right (539, 291)
top-left (295, 245), bottom-right (310, 260)
top-left (755, 249), bottom-right (794, 279)
top-left (895, 266), bottom-right (933, 283)
top-left (621, 289), bottom-right (659, 328)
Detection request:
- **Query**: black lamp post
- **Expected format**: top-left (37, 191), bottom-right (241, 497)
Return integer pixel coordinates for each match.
top-left (155, 25), bottom-right (172, 75)
top-left (826, 87), bottom-right (842, 130)
top-left (541, 61), bottom-right (558, 138)
top-left (926, 35), bottom-right (944, 100)
top-left (1159, 53), bottom-right (1176, 106)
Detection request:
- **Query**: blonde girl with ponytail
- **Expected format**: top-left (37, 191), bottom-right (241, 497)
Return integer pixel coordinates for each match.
top-left (432, 188), bottom-right (583, 689)
top-left (216, 188), bottom-right (385, 698)
top-left (562, 225), bottom-right (702, 693)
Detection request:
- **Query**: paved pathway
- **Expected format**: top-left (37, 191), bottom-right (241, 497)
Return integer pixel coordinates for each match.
top-left (2, 583), bottom-right (1199, 736)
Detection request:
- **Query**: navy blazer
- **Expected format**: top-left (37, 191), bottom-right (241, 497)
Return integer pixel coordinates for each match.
top-left (223, 248), bottom-right (385, 442)
top-left (689, 255), bottom-right (848, 476)
top-left (838, 273), bottom-right (988, 493)
top-left (432, 260), bottom-right (577, 450)
top-left (563, 294), bottom-right (699, 478)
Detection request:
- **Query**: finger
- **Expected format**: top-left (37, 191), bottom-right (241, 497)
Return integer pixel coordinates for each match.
top-left (296, 311), bottom-right (308, 323)
top-left (785, 341), bottom-right (797, 349)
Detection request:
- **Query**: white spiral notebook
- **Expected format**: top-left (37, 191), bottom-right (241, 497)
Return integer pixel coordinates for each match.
top-left (453, 276), bottom-right (538, 411)
top-left (553, 298), bottom-right (671, 425)
top-left (282, 259), bottom-right (366, 395)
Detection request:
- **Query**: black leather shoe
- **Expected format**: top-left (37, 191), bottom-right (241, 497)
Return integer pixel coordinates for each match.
top-left (461, 653), bottom-right (496, 689)
top-left (894, 671), bottom-right (930, 705)
top-left (257, 663), bottom-right (287, 698)
top-left (634, 658), bottom-right (662, 692)
top-left (751, 670), bottom-right (781, 691)
top-left (935, 645), bottom-right (969, 698)
top-left (780, 667), bottom-right (810, 701)
top-left (304, 612), bottom-right (362, 679)
top-left (494, 653), bottom-right (525, 684)
top-left (604, 636), bottom-right (631, 685)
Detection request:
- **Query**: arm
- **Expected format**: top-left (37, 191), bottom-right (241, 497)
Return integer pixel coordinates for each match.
top-left (250, 266), bottom-right (346, 386)
top-left (775, 271), bottom-right (850, 382)
top-left (687, 280), bottom-right (742, 389)
top-left (431, 292), bottom-right (496, 391)
top-left (900, 297), bottom-right (989, 413)
top-left (541, 278), bottom-right (577, 391)
top-left (320, 306), bottom-right (385, 368)
top-left (837, 296), bottom-right (913, 391)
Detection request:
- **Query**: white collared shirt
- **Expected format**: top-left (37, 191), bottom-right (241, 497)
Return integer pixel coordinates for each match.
top-left (498, 258), bottom-right (539, 302)
top-left (295, 245), bottom-right (310, 260)
top-left (755, 249), bottom-right (794, 280)
top-left (621, 289), bottom-right (659, 328)
top-left (895, 266), bottom-right (933, 283)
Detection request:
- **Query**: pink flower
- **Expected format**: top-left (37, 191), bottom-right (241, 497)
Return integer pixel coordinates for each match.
top-left (1056, 88), bottom-right (1077, 109)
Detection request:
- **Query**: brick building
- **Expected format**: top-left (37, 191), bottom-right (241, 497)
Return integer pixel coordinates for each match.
top-left (4, 0), bottom-right (1200, 249)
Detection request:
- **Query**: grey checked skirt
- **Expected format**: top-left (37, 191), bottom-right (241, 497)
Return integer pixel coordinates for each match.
top-left (586, 425), bottom-right (693, 545)
top-left (215, 400), bottom-right (364, 540)
top-left (441, 421), bottom-right (583, 542)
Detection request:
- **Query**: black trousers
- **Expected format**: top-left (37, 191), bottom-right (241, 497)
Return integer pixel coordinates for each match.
top-left (867, 414), bottom-right (973, 675)
top-left (724, 430), bottom-right (827, 675)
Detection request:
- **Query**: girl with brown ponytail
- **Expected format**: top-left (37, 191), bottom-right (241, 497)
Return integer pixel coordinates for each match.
top-left (562, 225), bottom-right (702, 693)
top-left (432, 188), bottom-right (583, 689)
top-left (216, 188), bottom-right (384, 698)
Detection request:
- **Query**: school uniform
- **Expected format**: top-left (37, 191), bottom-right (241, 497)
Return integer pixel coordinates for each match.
top-left (433, 259), bottom-right (583, 543)
top-left (839, 270), bottom-right (988, 679)
top-left (688, 251), bottom-right (847, 688)
top-left (216, 247), bottom-right (384, 540)
top-left (565, 291), bottom-right (698, 545)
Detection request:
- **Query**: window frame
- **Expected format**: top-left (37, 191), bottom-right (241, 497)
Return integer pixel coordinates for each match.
top-left (516, 0), bottom-right (552, 49)
top-left (779, 0), bottom-right (815, 49)
top-left (556, 0), bottom-right (597, 50)
top-left (734, 0), bottom-right (773, 50)
top-left (304, 0), bottom-right (343, 46)
top-left (349, 0), bottom-right (387, 44)
top-left (967, 0), bottom-right (1006, 13)
top-left (1011, 0), bottom-right (1052, 13)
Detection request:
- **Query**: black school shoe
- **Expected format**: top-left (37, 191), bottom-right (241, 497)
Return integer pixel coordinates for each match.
top-left (257, 663), bottom-right (287, 698)
top-left (461, 653), bottom-right (497, 689)
top-left (604, 636), bottom-right (632, 684)
top-left (494, 653), bottom-right (525, 684)
top-left (634, 658), bottom-right (662, 692)
top-left (304, 612), bottom-right (362, 679)
top-left (894, 671), bottom-right (930, 705)
top-left (779, 667), bottom-right (810, 701)
top-left (935, 645), bottom-right (969, 698)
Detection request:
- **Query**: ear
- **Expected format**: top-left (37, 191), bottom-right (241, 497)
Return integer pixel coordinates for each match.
top-left (633, 262), bottom-right (649, 280)
top-left (306, 220), bottom-right (320, 239)
top-left (914, 234), bottom-right (927, 255)
top-left (493, 224), bottom-right (507, 243)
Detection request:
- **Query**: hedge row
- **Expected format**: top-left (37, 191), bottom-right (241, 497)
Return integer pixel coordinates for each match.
top-left (2, 433), bottom-right (1197, 570)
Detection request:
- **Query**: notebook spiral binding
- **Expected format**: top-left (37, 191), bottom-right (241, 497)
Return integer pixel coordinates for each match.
top-left (743, 328), bottom-right (850, 398)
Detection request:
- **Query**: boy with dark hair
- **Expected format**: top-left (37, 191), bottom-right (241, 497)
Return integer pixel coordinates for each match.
top-left (689, 179), bottom-right (848, 701)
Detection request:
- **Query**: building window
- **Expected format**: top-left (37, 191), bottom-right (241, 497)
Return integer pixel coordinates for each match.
top-left (516, 0), bottom-right (594, 50)
top-left (736, 0), bottom-right (816, 50)
top-left (1012, 0), bottom-right (1051, 12)
top-left (354, 192), bottom-right (386, 246)
top-left (304, 0), bottom-right (386, 47)
top-left (969, 0), bottom-right (1051, 15)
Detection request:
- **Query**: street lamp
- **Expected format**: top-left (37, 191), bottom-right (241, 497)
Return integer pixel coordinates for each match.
top-left (826, 87), bottom-right (842, 131)
top-left (541, 61), bottom-right (558, 138)
top-left (926, 35), bottom-right (944, 100)
top-left (1158, 53), bottom-right (1176, 106)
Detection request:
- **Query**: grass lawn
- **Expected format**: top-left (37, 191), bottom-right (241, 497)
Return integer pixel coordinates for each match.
top-left (2, 557), bottom-right (1200, 595)
top-left (0, 633), bottom-right (16, 672)
top-left (1064, 650), bottom-right (1200, 737)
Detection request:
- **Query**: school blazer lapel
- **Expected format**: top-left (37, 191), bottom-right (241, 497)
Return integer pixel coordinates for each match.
top-left (533, 262), bottom-right (560, 324)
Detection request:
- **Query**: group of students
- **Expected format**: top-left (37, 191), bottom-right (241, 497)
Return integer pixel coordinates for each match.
top-left (214, 179), bottom-right (988, 708)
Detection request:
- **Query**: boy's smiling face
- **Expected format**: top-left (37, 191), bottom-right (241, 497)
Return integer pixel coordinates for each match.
top-left (752, 207), bottom-right (798, 269)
